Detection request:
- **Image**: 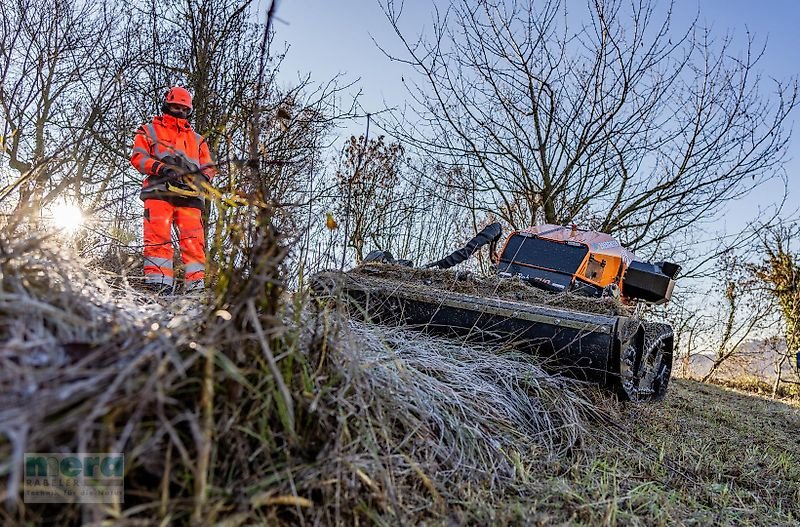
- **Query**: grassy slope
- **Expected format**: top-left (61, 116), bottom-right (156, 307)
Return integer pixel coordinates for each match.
top-left (3, 235), bottom-right (798, 526)
top-left (459, 379), bottom-right (800, 526)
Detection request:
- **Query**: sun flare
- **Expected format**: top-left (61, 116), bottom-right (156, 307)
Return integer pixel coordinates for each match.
top-left (48, 201), bottom-right (85, 233)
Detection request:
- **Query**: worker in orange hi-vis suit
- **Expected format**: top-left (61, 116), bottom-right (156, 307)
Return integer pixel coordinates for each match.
top-left (130, 86), bottom-right (215, 295)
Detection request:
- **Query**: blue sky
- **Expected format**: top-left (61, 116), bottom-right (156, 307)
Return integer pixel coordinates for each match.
top-left (271, 0), bottom-right (799, 231)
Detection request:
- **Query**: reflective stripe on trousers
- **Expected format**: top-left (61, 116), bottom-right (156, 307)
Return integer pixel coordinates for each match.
top-left (144, 256), bottom-right (173, 270)
top-left (185, 262), bottom-right (204, 275)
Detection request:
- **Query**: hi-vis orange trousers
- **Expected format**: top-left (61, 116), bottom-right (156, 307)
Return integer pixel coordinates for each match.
top-left (143, 199), bottom-right (205, 292)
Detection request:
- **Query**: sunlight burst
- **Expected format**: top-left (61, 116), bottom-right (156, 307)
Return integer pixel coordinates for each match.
top-left (48, 201), bottom-right (85, 233)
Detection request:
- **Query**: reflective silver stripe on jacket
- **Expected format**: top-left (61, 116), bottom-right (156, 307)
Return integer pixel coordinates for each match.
top-left (145, 123), bottom-right (158, 143)
top-left (135, 128), bottom-right (156, 173)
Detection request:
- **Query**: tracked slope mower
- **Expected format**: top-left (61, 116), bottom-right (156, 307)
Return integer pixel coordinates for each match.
top-left (312, 224), bottom-right (680, 402)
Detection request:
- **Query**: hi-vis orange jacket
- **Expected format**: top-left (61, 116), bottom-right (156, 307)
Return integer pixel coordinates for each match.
top-left (130, 113), bottom-right (215, 205)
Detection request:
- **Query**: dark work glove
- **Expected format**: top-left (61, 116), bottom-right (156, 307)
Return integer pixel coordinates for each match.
top-left (157, 164), bottom-right (179, 179)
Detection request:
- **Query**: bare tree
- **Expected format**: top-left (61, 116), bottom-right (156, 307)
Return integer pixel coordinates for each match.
top-left (378, 0), bottom-right (797, 254)
top-left (334, 135), bottom-right (412, 263)
top-left (0, 0), bottom-right (128, 213)
top-left (394, 161), bottom-right (477, 264)
top-left (661, 248), bottom-right (777, 382)
top-left (700, 252), bottom-right (776, 381)
top-left (754, 223), bottom-right (800, 394)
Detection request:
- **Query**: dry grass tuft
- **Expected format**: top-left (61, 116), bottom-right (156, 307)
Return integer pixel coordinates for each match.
top-left (300, 316), bottom-right (596, 522)
top-left (0, 222), bottom-right (596, 526)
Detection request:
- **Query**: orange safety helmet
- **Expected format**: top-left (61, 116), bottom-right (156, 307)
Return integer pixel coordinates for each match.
top-left (164, 86), bottom-right (193, 110)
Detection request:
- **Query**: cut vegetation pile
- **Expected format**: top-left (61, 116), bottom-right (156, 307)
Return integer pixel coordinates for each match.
top-left (351, 263), bottom-right (630, 316)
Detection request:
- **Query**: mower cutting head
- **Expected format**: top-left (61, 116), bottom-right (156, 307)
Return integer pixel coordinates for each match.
top-left (312, 222), bottom-right (680, 402)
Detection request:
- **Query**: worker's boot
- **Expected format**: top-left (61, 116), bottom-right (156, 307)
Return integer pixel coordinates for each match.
top-left (183, 280), bottom-right (205, 297)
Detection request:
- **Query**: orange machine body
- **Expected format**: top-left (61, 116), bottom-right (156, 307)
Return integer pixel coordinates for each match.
top-left (496, 224), bottom-right (638, 298)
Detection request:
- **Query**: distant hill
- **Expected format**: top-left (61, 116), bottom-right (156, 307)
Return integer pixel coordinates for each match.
top-left (682, 338), bottom-right (798, 382)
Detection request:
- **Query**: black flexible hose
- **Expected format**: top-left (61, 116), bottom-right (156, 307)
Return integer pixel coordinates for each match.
top-left (424, 223), bottom-right (503, 269)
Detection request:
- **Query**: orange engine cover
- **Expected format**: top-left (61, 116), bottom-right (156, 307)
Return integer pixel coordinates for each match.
top-left (496, 224), bottom-right (636, 296)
